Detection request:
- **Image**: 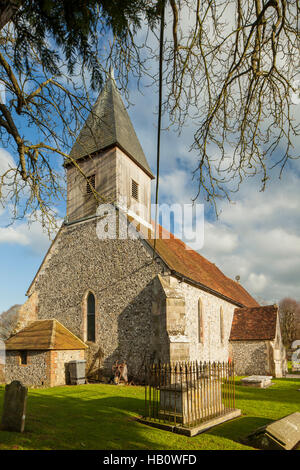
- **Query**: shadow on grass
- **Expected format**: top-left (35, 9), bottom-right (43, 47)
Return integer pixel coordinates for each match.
top-left (206, 415), bottom-right (271, 445)
top-left (0, 386), bottom-right (150, 450)
top-left (1, 385), bottom-right (210, 450)
top-left (0, 381), bottom-right (299, 450)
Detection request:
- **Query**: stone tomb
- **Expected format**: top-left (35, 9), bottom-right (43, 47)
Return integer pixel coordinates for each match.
top-left (1, 380), bottom-right (27, 432)
top-left (159, 378), bottom-right (223, 425)
top-left (246, 412), bottom-right (300, 450)
top-left (240, 375), bottom-right (273, 388)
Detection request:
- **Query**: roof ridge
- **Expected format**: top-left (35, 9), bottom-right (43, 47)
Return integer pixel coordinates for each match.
top-left (110, 78), bottom-right (118, 141)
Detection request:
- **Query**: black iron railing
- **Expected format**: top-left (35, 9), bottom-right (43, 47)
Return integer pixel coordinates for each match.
top-left (144, 361), bottom-right (235, 428)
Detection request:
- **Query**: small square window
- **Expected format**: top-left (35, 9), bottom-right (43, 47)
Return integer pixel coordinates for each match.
top-left (86, 174), bottom-right (95, 194)
top-left (20, 351), bottom-right (27, 365)
top-left (131, 179), bottom-right (139, 201)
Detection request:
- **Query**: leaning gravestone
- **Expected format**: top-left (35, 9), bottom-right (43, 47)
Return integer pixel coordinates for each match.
top-left (246, 412), bottom-right (300, 450)
top-left (1, 381), bottom-right (27, 432)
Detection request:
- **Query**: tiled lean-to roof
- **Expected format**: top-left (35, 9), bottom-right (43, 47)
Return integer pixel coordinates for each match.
top-left (229, 304), bottom-right (278, 341)
top-left (5, 319), bottom-right (87, 351)
top-left (68, 72), bottom-right (154, 178)
top-left (137, 222), bottom-right (259, 308)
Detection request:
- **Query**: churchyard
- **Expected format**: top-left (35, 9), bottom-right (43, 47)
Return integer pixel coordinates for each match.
top-left (0, 376), bottom-right (299, 450)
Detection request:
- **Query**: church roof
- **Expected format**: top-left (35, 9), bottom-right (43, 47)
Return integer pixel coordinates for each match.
top-left (69, 73), bottom-right (154, 178)
top-left (229, 305), bottom-right (278, 341)
top-left (138, 222), bottom-right (259, 308)
top-left (5, 319), bottom-right (87, 351)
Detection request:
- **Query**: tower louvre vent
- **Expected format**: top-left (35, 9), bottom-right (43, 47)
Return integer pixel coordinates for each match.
top-left (86, 174), bottom-right (95, 194)
top-left (131, 179), bottom-right (139, 200)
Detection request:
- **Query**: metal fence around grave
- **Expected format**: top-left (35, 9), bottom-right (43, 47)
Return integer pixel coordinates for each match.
top-left (144, 361), bottom-right (235, 428)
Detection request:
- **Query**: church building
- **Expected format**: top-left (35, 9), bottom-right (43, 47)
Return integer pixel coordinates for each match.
top-left (2, 73), bottom-right (286, 387)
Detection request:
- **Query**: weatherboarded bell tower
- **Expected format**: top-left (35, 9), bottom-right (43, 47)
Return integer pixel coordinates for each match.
top-left (66, 70), bottom-right (154, 227)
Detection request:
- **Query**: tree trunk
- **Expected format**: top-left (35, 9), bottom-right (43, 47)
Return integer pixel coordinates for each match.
top-left (0, 1), bottom-right (22, 31)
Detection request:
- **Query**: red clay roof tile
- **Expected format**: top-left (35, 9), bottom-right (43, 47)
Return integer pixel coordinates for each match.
top-left (230, 305), bottom-right (278, 341)
top-left (139, 222), bottom-right (259, 308)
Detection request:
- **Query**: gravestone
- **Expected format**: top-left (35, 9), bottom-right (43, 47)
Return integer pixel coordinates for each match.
top-left (240, 375), bottom-right (273, 388)
top-left (1, 381), bottom-right (27, 432)
top-left (246, 412), bottom-right (300, 450)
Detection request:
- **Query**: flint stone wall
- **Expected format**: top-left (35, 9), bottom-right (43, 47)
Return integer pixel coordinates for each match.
top-left (0, 364), bottom-right (5, 383)
top-left (4, 349), bottom-right (85, 387)
top-left (28, 219), bottom-right (165, 379)
top-left (5, 350), bottom-right (49, 387)
top-left (230, 341), bottom-right (268, 375)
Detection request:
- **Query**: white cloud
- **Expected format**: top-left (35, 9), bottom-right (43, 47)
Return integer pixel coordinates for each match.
top-left (0, 215), bottom-right (59, 255)
top-left (247, 273), bottom-right (268, 294)
top-left (0, 226), bottom-right (29, 245)
top-left (158, 169), bottom-right (193, 204)
top-left (204, 222), bottom-right (239, 254)
top-left (0, 148), bottom-right (60, 255)
top-left (198, 171), bottom-right (300, 303)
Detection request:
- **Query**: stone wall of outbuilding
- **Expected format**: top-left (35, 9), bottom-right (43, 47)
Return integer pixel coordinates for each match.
top-left (230, 313), bottom-right (287, 378)
top-left (50, 350), bottom-right (85, 386)
top-left (230, 341), bottom-right (269, 376)
top-left (0, 364), bottom-right (5, 383)
top-left (4, 349), bottom-right (85, 388)
top-left (5, 350), bottom-right (50, 387)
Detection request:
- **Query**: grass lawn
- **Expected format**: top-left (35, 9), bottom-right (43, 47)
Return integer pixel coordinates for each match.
top-left (0, 377), bottom-right (299, 450)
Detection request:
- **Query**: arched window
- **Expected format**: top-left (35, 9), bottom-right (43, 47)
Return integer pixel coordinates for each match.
top-left (198, 298), bottom-right (204, 344)
top-left (87, 292), bottom-right (96, 342)
top-left (220, 307), bottom-right (224, 345)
